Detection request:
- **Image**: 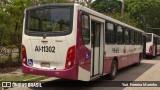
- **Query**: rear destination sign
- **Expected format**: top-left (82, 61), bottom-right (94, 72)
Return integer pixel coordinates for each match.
top-left (35, 46), bottom-right (55, 53)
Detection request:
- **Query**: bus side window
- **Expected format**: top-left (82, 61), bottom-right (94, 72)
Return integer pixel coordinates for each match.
top-left (105, 22), bottom-right (115, 44)
top-left (134, 31), bottom-right (138, 44)
top-left (81, 14), bottom-right (90, 45)
top-left (125, 29), bottom-right (129, 45)
top-left (130, 30), bottom-right (135, 44)
top-left (116, 25), bottom-right (123, 44)
top-left (138, 32), bottom-right (142, 45)
top-left (128, 30), bottom-right (131, 44)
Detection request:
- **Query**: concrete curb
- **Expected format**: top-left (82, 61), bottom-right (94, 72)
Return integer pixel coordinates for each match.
top-left (39, 77), bottom-right (58, 82)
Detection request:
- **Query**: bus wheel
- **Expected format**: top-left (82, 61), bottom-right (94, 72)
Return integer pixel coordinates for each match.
top-left (108, 60), bottom-right (117, 80)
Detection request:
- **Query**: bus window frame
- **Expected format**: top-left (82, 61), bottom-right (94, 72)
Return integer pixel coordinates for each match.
top-left (124, 28), bottom-right (130, 45)
top-left (105, 21), bottom-right (116, 44)
top-left (116, 25), bottom-right (124, 45)
top-left (80, 11), bottom-right (90, 45)
top-left (25, 6), bottom-right (74, 36)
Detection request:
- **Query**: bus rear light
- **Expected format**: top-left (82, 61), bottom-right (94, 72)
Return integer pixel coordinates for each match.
top-left (149, 45), bottom-right (153, 53)
top-left (22, 45), bottom-right (27, 65)
top-left (65, 46), bottom-right (76, 69)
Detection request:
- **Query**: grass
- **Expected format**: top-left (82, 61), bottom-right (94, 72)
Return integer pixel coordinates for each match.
top-left (5, 45), bottom-right (17, 48)
top-left (0, 57), bottom-right (18, 63)
top-left (0, 58), bottom-right (50, 81)
top-left (0, 74), bottom-right (49, 82)
top-left (0, 74), bottom-right (49, 89)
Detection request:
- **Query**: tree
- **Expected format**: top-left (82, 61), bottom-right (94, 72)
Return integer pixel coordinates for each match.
top-left (91, 0), bottom-right (121, 14)
top-left (0, 0), bottom-right (12, 46)
top-left (126, 0), bottom-right (160, 33)
top-left (38, 0), bottom-right (70, 5)
top-left (84, 0), bottom-right (92, 8)
top-left (0, 0), bottom-right (31, 61)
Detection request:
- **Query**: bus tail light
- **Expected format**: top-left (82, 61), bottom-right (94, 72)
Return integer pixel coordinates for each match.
top-left (149, 45), bottom-right (153, 53)
top-left (65, 46), bottom-right (76, 69)
top-left (22, 45), bottom-right (27, 65)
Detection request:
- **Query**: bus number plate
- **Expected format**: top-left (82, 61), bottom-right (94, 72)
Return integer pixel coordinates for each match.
top-left (35, 46), bottom-right (55, 53)
top-left (41, 62), bottom-right (50, 68)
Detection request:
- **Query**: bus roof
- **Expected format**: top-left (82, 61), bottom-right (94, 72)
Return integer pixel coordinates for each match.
top-left (25, 3), bottom-right (74, 10)
top-left (146, 33), bottom-right (160, 38)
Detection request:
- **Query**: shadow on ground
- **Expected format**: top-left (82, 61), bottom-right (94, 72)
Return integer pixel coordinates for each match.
top-left (29, 62), bottom-right (155, 90)
top-left (144, 55), bottom-right (160, 60)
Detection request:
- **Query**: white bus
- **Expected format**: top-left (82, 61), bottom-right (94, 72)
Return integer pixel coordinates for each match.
top-left (146, 33), bottom-right (160, 57)
top-left (22, 3), bottom-right (146, 81)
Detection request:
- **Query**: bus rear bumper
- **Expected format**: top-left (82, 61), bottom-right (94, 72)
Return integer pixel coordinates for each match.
top-left (22, 63), bottom-right (78, 80)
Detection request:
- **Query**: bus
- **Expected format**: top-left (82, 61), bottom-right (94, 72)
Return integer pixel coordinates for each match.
top-left (22, 3), bottom-right (146, 81)
top-left (145, 33), bottom-right (160, 57)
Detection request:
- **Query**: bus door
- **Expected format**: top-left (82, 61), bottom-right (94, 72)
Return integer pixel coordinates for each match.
top-left (90, 16), bottom-right (105, 77)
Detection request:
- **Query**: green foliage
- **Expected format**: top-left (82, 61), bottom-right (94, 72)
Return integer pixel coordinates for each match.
top-left (91, 0), bottom-right (160, 34)
top-left (36, 0), bottom-right (70, 5)
top-left (0, 74), bottom-right (48, 81)
top-left (91, 0), bottom-right (121, 13)
top-left (90, 0), bottom-right (137, 27)
top-left (126, 0), bottom-right (160, 33)
top-left (0, 0), bottom-right (30, 46)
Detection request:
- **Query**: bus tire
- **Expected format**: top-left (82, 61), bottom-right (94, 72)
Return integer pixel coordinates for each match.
top-left (108, 60), bottom-right (117, 80)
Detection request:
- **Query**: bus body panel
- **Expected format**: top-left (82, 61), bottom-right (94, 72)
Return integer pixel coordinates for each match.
top-left (104, 45), bottom-right (142, 71)
top-left (22, 63), bottom-right (78, 80)
top-left (22, 4), bottom-right (145, 81)
top-left (146, 33), bottom-right (154, 56)
top-left (146, 33), bottom-right (160, 57)
top-left (146, 42), bottom-right (153, 56)
top-left (76, 7), bottom-right (91, 81)
top-left (157, 45), bottom-right (160, 55)
top-left (23, 35), bottom-right (74, 69)
top-left (22, 4), bottom-right (79, 80)
top-left (22, 34), bottom-right (78, 80)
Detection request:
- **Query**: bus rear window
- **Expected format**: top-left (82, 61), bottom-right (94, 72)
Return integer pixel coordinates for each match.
top-left (25, 7), bottom-right (73, 36)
